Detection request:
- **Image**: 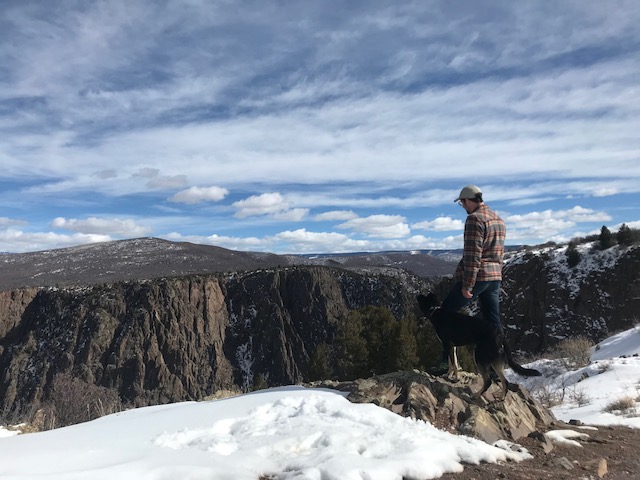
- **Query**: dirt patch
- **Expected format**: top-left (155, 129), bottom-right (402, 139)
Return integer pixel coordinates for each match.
top-left (440, 422), bottom-right (640, 480)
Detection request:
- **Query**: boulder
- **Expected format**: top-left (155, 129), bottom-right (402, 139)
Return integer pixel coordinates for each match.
top-left (311, 369), bottom-right (555, 444)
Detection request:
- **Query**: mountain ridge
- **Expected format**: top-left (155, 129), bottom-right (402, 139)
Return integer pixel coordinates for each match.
top-left (0, 237), bottom-right (457, 291)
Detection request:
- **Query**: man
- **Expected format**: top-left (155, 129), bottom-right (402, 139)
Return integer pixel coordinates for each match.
top-left (444, 184), bottom-right (506, 333)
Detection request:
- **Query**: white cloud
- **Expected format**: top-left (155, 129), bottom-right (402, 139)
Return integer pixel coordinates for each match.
top-left (51, 217), bottom-right (150, 236)
top-left (272, 208), bottom-right (309, 222)
top-left (413, 216), bottom-right (464, 232)
top-left (168, 186), bottom-right (229, 204)
top-left (0, 217), bottom-right (27, 228)
top-left (0, 229), bottom-right (111, 253)
top-left (314, 210), bottom-right (359, 222)
top-left (338, 215), bottom-right (410, 238)
top-left (133, 168), bottom-right (188, 190)
top-left (505, 206), bottom-right (611, 229)
top-left (232, 192), bottom-right (289, 218)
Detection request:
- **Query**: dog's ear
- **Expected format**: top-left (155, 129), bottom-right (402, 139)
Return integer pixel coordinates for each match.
top-left (427, 292), bottom-right (440, 306)
top-left (417, 293), bottom-right (437, 313)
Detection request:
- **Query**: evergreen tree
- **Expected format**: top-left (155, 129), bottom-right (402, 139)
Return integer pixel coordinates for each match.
top-left (252, 373), bottom-right (269, 391)
top-left (598, 225), bottom-right (615, 250)
top-left (359, 306), bottom-right (398, 375)
top-left (334, 310), bottom-right (369, 380)
top-left (617, 223), bottom-right (634, 246)
top-left (307, 342), bottom-right (333, 381)
top-left (391, 317), bottom-right (419, 371)
top-left (566, 241), bottom-right (581, 268)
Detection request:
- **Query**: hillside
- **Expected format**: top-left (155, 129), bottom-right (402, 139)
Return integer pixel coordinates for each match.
top-left (0, 237), bottom-right (457, 291)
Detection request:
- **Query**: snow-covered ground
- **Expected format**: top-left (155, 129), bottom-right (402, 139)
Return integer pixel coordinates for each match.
top-left (513, 324), bottom-right (640, 428)
top-left (1, 326), bottom-right (639, 479)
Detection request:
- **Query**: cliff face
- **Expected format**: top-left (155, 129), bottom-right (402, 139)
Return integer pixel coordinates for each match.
top-left (501, 244), bottom-right (640, 353)
top-left (0, 266), bottom-right (429, 413)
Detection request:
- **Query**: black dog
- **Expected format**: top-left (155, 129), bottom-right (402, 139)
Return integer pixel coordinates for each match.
top-left (417, 292), bottom-right (541, 400)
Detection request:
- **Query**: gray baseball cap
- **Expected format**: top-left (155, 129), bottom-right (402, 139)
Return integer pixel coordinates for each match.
top-left (454, 185), bottom-right (482, 202)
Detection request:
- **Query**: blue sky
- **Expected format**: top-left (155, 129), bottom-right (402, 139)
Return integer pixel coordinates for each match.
top-left (1, 1), bottom-right (639, 254)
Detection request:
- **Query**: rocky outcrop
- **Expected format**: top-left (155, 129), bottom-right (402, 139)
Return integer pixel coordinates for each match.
top-left (0, 266), bottom-right (430, 415)
top-left (311, 370), bottom-right (555, 444)
top-left (501, 244), bottom-right (640, 353)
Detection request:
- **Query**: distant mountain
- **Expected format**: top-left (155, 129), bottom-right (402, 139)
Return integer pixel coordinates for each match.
top-left (0, 237), bottom-right (457, 291)
top-left (293, 249), bottom-right (459, 279)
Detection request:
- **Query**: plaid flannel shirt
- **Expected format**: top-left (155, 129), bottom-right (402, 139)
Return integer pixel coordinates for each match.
top-left (454, 204), bottom-right (506, 290)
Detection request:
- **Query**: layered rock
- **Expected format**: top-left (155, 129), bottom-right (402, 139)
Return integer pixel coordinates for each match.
top-left (312, 370), bottom-right (555, 444)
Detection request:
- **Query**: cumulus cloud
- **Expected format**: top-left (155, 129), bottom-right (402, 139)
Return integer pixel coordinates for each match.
top-left (168, 186), bottom-right (229, 204)
top-left (232, 192), bottom-right (290, 218)
top-left (51, 217), bottom-right (150, 236)
top-left (338, 215), bottom-right (410, 238)
top-left (413, 216), bottom-right (465, 232)
top-left (272, 208), bottom-right (309, 222)
top-left (505, 206), bottom-right (611, 229)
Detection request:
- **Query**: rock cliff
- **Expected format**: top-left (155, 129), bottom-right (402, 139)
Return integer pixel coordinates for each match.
top-left (0, 266), bottom-right (429, 414)
top-left (500, 244), bottom-right (640, 353)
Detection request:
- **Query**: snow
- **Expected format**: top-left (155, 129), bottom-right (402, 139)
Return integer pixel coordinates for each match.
top-left (544, 429), bottom-right (590, 447)
top-left (1, 326), bottom-right (639, 479)
top-left (511, 324), bottom-right (640, 428)
top-left (0, 387), bottom-right (530, 480)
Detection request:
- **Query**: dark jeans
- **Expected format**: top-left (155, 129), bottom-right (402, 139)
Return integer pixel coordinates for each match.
top-left (442, 280), bottom-right (503, 332)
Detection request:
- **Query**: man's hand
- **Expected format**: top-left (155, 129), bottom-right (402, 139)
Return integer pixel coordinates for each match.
top-left (461, 288), bottom-right (473, 299)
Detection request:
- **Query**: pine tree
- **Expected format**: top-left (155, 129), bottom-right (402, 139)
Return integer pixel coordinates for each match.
top-left (391, 317), bottom-right (419, 371)
top-left (334, 310), bottom-right (369, 380)
top-left (566, 241), bottom-right (581, 268)
top-left (598, 225), bottom-right (615, 250)
top-left (359, 306), bottom-right (398, 375)
top-left (617, 223), bottom-right (633, 246)
top-left (307, 342), bottom-right (333, 381)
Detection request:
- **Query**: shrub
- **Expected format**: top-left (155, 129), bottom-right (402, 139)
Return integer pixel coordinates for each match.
top-left (42, 373), bottom-right (122, 429)
top-left (603, 395), bottom-right (637, 415)
top-left (555, 335), bottom-right (594, 369)
top-left (568, 386), bottom-right (591, 407)
top-left (532, 384), bottom-right (564, 408)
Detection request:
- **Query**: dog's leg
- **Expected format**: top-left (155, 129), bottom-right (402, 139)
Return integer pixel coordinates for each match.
top-left (447, 346), bottom-right (460, 381)
top-left (473, 364), bottom-right (493, 400)
top-left (493, 364), bottom-right (509, 400)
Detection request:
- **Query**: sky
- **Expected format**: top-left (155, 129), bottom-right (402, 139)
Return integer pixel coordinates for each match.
top-left (1, 325), bottom-right (638, 479)
top-left (1, 1), bottom-right (639, 254)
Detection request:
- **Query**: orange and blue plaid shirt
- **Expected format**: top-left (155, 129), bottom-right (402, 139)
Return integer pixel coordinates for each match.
top-left (454, 204), bottom-right (506, 290)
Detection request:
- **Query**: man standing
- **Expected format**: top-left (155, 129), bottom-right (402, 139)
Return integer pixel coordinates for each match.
top-left (443, 184), bottom-right (506, 333)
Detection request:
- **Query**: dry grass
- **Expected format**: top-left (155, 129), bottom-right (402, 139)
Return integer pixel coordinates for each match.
top-left (555, 335), bottom-right (594, 369)
top-left (603, 395), bottom-right (637, 415)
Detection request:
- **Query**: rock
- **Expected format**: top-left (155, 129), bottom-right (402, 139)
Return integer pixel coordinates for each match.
top-left (597, 458), bottom-right (608, 478)
top-left (311, 370), bottom-right (556, 443)
top-left (528, 430), bottom-right (554, 453)
top-left (554, 457), bottom-right (575, 470)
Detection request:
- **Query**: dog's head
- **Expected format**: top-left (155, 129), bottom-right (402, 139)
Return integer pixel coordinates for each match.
top-left (416, 292), bottom-right (440, 317)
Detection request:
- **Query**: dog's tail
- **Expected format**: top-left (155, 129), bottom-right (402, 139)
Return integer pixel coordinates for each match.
top-left (504, 340), bottom-right (542, 377)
